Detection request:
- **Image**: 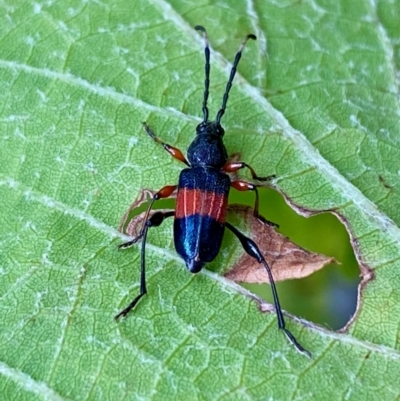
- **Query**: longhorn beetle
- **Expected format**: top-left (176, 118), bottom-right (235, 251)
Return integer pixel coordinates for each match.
top-left (116, 26), bottom-right (310, 357)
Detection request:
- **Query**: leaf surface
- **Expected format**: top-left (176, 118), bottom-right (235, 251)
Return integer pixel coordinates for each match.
top-left (1, 1), bottom-right (400, 400)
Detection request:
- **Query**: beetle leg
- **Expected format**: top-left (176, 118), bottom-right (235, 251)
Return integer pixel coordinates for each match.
top-left (115, 211), bottom-right (175, 320)
top-left (223, 161), bottom-right (275, 182)
top-left (230, 180), bottom-right (278, 227)
top-left (119, 208), bottom-right (175, 249)
top-left (231, 180), bottom-right (261, 217)
top-left (225, 221), bottom-right (311, 357)
top-left (123, 185), bottom-right (177, 249)
top-left (143, 122), bottom-right (190, 166)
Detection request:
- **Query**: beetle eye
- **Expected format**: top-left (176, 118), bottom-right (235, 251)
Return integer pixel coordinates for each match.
top-left (216, 125), bottom-right (224, 136)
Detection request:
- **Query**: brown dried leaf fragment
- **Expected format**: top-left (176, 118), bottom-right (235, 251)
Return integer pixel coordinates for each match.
top-left (118, 188), bottom-right (156, 234)
top-left (225, 205), bottom-right (336, 284)
top-left (119, 188), bottom-right (173, 237)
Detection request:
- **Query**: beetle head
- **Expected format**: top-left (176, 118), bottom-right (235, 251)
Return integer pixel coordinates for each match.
top-left (196, 121), bottom-right (225, 137)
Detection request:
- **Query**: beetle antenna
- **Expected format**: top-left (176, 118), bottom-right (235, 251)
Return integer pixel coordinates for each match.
top-left (195, 25), bottom-right (210, 123)
top-left (216, 33), bottom-right (256, 124)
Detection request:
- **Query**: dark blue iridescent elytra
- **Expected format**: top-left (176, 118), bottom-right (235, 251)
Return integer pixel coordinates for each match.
top-left (174, 215), bottom-right (225, 273)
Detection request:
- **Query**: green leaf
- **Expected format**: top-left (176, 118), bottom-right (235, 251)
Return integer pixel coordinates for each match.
top-left (1, 0), bottom-right (400, 400)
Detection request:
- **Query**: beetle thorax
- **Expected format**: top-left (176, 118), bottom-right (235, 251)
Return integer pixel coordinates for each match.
top-left (187, 122), bottom-right (228, 168)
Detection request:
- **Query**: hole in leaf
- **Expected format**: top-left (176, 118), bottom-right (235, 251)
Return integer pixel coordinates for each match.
top-left (228, 187), bottom-right (360, 330)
